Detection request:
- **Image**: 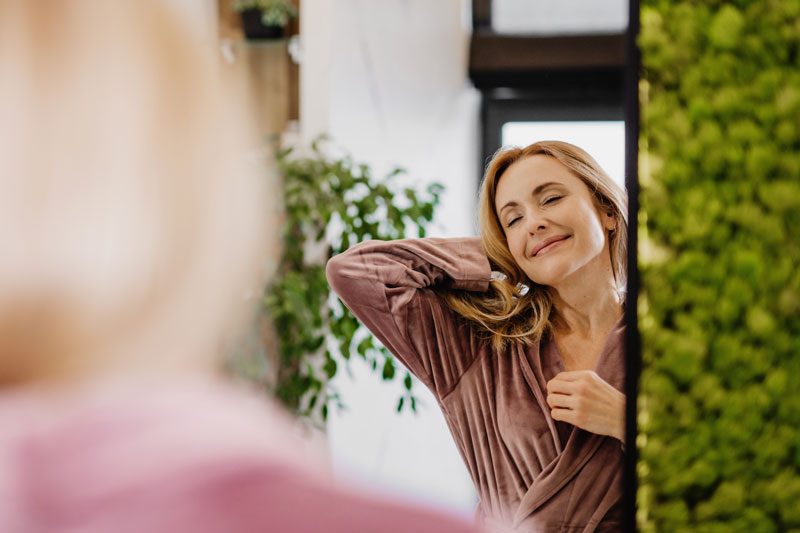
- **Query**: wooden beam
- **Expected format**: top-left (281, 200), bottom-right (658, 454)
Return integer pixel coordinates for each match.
top-left (470, 31), bottom-right (626, 71)
top-left (472, 0), bottom-right (491, 29)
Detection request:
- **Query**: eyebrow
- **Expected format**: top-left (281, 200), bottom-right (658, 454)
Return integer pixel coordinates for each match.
top-left (498, 181), bottom-right (563, 216)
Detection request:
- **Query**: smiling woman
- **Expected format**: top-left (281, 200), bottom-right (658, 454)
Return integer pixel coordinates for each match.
top-left (327, 140), bottom-right (629, 531)
top-left (444, 141), bottom-right (628, 351)
top-left (496, 157), bottom-right (617, 287)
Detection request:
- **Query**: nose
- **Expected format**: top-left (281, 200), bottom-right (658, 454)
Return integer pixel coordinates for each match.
top-left (524, 210), bottom-right (548, 234)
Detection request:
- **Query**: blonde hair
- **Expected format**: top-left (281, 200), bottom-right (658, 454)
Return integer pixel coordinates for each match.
top-left (439, 140), bottom-right (627, 350)
top-left (0, 2), bottom-right (273, 385)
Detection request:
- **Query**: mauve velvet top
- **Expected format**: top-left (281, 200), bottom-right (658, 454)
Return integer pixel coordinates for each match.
top-left (326, 237), bottom-right (626, 532)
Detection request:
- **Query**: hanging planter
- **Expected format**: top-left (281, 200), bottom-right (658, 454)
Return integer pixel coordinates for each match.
top-left (240, 8), bottom-right (284, 39)
top-left (233, 0), bottom-right (297, 41)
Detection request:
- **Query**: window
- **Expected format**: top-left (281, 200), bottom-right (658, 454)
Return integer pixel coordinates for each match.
top-left (491, 0), bottom-right (628, 35)
top-left (501, 120), bottom-right (625, 187)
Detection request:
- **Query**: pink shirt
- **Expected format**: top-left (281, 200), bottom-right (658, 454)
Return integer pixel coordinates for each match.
top-left (0, 378), bottom-right (478, 533)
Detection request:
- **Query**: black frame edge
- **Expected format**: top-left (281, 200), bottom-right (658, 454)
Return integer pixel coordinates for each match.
top-left (623, 0), bottom-right (641, 531)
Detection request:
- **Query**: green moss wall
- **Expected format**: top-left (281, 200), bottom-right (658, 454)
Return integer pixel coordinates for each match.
top-left (638, 1), bottom-right (800, 531)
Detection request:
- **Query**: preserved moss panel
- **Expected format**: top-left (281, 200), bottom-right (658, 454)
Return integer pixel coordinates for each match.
top-left (638, 0), bottom-right (800, 531)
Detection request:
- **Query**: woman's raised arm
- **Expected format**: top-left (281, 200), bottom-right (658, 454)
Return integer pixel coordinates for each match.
top-left (325, 237), bottom-right (490, 395)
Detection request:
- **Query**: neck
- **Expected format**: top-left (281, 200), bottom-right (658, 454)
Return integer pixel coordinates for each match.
top-left (547, 257), bottom-right (623, 339)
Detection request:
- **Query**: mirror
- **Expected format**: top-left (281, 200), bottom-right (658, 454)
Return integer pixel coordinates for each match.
top-left (311, 0), bottom-right (638, 530)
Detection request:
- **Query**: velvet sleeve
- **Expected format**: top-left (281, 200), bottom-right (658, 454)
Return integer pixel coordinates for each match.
top-left (325, 237), bottom-right (491, 396)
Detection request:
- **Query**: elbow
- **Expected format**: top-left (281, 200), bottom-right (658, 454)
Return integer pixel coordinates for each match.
top-left (326, 239), bottom-right (388, 300)
top-left (325, 249), bottom-right (362, 298)
top-left (325, 254), bottom-right (347, 295)
top-left (325, 240), bottom-right (376, 289)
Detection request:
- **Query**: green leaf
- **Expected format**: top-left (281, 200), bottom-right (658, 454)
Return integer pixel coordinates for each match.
top-left (356, 337), bottom-right (372, 358)
top-left (382, 357), bottom-right (395, 380)
top-left (307, 393), bottom-right (318, 411)
top-left (323, 352), bottom-right (337, 379)
top-left (387, 167), bottom-right (406, 178)
top-left (427, 182), bottom-right (444, 195)
top-left (307, 335), bottom-right (325, 352)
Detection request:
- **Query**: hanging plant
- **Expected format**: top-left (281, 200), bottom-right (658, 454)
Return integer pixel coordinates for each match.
top-left (232, 0), bottom-right (297, 39)
top-left (260, 137), bottom-right (443, 421)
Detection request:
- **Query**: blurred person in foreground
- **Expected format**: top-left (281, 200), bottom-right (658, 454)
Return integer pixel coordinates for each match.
top-left (0, 2), bottom-right (479, 532)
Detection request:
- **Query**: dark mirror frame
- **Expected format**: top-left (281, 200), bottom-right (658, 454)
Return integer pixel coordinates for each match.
top-left (623, 1), bottom-right (640, 530)
top-left (623, 0), bottom-right (642, 532)
top-left (469, 1), bottom-right (640, 529)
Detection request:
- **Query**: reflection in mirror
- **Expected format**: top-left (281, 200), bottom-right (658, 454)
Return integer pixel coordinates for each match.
top-left (316, 0), bottom-right (634, 530)
top-left (328, 140), bottom-right (629, 531)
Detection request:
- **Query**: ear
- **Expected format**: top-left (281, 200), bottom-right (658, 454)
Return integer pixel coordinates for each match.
top-left (604, 211), bottom-right (617, 232)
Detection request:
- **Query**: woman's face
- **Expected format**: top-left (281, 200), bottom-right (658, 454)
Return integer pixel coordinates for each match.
top-left (494, 154), bottom-right (615, 288)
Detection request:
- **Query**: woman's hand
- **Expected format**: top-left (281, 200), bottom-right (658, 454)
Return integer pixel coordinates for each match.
top-left (546, 370), bottom-right (625, 443)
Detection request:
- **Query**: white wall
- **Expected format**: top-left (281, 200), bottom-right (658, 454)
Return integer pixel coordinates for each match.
top-left (299, 0), bottom-right (334, 144)
top-left (300, 0), bottom-right (480, 517)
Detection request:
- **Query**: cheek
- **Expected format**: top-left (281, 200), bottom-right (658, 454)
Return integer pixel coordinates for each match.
top-left (505, 232), bottom-right (527, 265)
top-left (581, 216), bottom-right (608, 251)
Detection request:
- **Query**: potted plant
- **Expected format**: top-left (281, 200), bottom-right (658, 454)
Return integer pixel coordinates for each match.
top-left (227, 138), bottom-right (443, 424)
top-left (233, 0), bottom-right (297, 40)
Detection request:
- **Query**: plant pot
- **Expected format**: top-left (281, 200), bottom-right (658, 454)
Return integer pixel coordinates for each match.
top-left (240, 9), bottom-right (284, 40)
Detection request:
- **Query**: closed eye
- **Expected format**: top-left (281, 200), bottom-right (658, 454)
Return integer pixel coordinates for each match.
top-left (506, 216), bottom-right (521, 228)
top-left (544, 195), bottom-right (562, 205)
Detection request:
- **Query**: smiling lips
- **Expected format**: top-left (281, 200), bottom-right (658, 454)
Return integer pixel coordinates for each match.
top-left (531, 235), bottom-right (570, 257)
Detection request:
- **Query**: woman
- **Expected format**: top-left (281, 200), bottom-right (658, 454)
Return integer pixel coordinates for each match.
top-left (326, 141), bottom-right (628, 532)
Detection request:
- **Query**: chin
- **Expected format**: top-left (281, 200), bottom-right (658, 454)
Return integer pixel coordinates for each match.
top-left (522, 270), bottom-right (562, 288)
top-left (523, 262), bottom-right (575, 288)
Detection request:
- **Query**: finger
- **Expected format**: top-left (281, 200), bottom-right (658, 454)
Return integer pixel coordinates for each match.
top-left (546, 392), bottom-right (574, 409)
top-left (546, 377), bottom-right (577, 395)
top-left (553, 370), bottom-right (596, 381)
top-left (550, 407), bottom-right (576, 425)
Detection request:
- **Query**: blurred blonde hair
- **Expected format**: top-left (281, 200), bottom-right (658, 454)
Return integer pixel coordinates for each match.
top-left (439, 141), bottom-right (628, 350)
top-left (0, 1), bottom-right (272, 385)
